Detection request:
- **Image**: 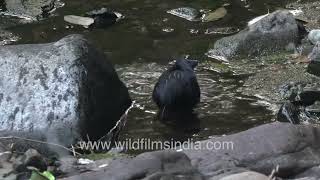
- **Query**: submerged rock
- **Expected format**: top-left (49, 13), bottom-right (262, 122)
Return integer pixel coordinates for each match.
top-left (0, 0), bottom-right (63, 20)
top-left (167, 7), bottom-right (227, 22)
top-left (0, 34), bottom-right (131, 155)
top-left (167, 7), bottom-right (202, 21)
top-left (202, 7), bottom-right (227, 22)
top-left (64, 8), bottom-right (124, 28)
top-left (205, 27), bottom-right (240, 35)
top-left (207, 10), bottom-right (305, 61)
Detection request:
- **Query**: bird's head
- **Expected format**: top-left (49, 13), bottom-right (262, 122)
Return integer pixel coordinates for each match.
top-left (175, 59), bottom-right (198, 70)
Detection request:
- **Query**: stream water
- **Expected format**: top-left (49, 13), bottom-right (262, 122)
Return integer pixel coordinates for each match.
top-left (4, 0), bottom-right (293, 152)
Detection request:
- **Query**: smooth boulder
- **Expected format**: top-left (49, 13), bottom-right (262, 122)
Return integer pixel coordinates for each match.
top-left (0, 34), bottom-right (131, 154)
top-left (184, 122), bottom-right (320, 178)
top-left (206, 10), bottom-right (305, 61)
top-left (308, 42), bottom-right (320, 77)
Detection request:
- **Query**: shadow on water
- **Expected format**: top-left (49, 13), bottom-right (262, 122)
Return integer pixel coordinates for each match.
top-left (2, 0), bottom-right (293, 153)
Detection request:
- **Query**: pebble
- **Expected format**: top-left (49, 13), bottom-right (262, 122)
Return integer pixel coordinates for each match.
top-left (308, 30), bottom-right (320, 45)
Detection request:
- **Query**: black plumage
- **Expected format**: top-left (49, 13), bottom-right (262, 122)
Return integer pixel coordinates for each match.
top-left (152, 59), bottom-right (200, 120)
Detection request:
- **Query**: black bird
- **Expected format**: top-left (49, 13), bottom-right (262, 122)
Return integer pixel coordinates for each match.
top-left (152, 59), bottom-right (200, 121)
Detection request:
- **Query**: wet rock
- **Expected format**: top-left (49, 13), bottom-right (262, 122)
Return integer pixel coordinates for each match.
top-left (20, 149), bottom-right (47, 171)
top-left (308, 43), bottom-right (320, 77)
top-left (202, 7), bottom-right (227, 22)
top-left (64, 151), bottom-right (204, 180)
top-left (0, 34), bottom-right (132, 155)
top-left (1, 0), bottom-right (63, 20)
top-left (167, 7), bottom-right (227, 22)
top-left (294, 166), bottom-right (320, 179)
top-left (64, 8), bottom-right (124, 28)
top-left (10, 149), bottom-right (48, 179)
top-left (167, 7), bottom-right (202, 21)
top-left (206, 10), bottom-right (304, 61)
top-left (64, 15), bottom-right (94, 27)
top-left (184, 122), bottom-right (320, 178)
top-left (205, 27), bottom-right (240, 35)
top-left (0, 29), bottom-right (19, 45)
top-left (277, 90), bottom-right (320, 124)
top-left (85, 8), bottom-right (124, 28)
top-left (308, 30), bottom-right (320, 45)
top-left (277, 102), bottom-right (301, 124)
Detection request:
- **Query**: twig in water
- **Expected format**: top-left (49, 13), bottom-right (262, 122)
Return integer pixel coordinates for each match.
top-left (268, 164), bottom-right (279, 180)
top-left (98, 101), bottom-right (136, 143)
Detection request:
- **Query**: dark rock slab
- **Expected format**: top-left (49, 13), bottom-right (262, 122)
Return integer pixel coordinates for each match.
top-left (294, 166), bottom-right (320, 179)
top-left (64, 151), bottom-right (204, 180)
top-left (183, 122), bottom-right (320, 178)
top-left (0, 34), bottom-right (131, 155)
top-left (58, 123), bottom-right (320, 179)
top-left (207, 10), bottom-right (303, 61)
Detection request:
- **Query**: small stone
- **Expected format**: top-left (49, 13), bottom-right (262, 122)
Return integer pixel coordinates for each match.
top-left (189, 29), bottom-right (199, 34)
top-left (162, 28), bottom-right (174, 33)
top-left (202, 7), bottom-right (227, 22)
top-left (64, 15), bottom-right (94, 27)
top-left (77, 158), bottom-right (94, 165)
top-left (308, 30), bottom-right (320, 45)
top-left (167, 7), bottom-right (202, 21)
top-left (21, 149), bottom-right (47, 171)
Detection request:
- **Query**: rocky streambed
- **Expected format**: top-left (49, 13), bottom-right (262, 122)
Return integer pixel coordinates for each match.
top-left (1, 0), bottom-right (320, 180)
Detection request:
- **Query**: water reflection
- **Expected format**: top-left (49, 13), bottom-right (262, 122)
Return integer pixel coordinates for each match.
top-left (116, 61), bottom-right (273, 147)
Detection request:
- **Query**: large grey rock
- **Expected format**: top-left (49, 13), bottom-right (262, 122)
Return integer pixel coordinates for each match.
top-left (0, 34), bottom-right (132, 154)
top-left (57, 122), bottom-right (320, 179)
top-left (207, 10), bottom-right (303, 61)
top-left (183, 122), bottom-right (320, 179)
top-left (308, 43), bottom-right (320, 77)
top-left (0, 0), bottom-right (61, 20)
top-left (64, 151), bottom-right (204, 180)
top-left (294, 166), bottom-right (320, 179)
